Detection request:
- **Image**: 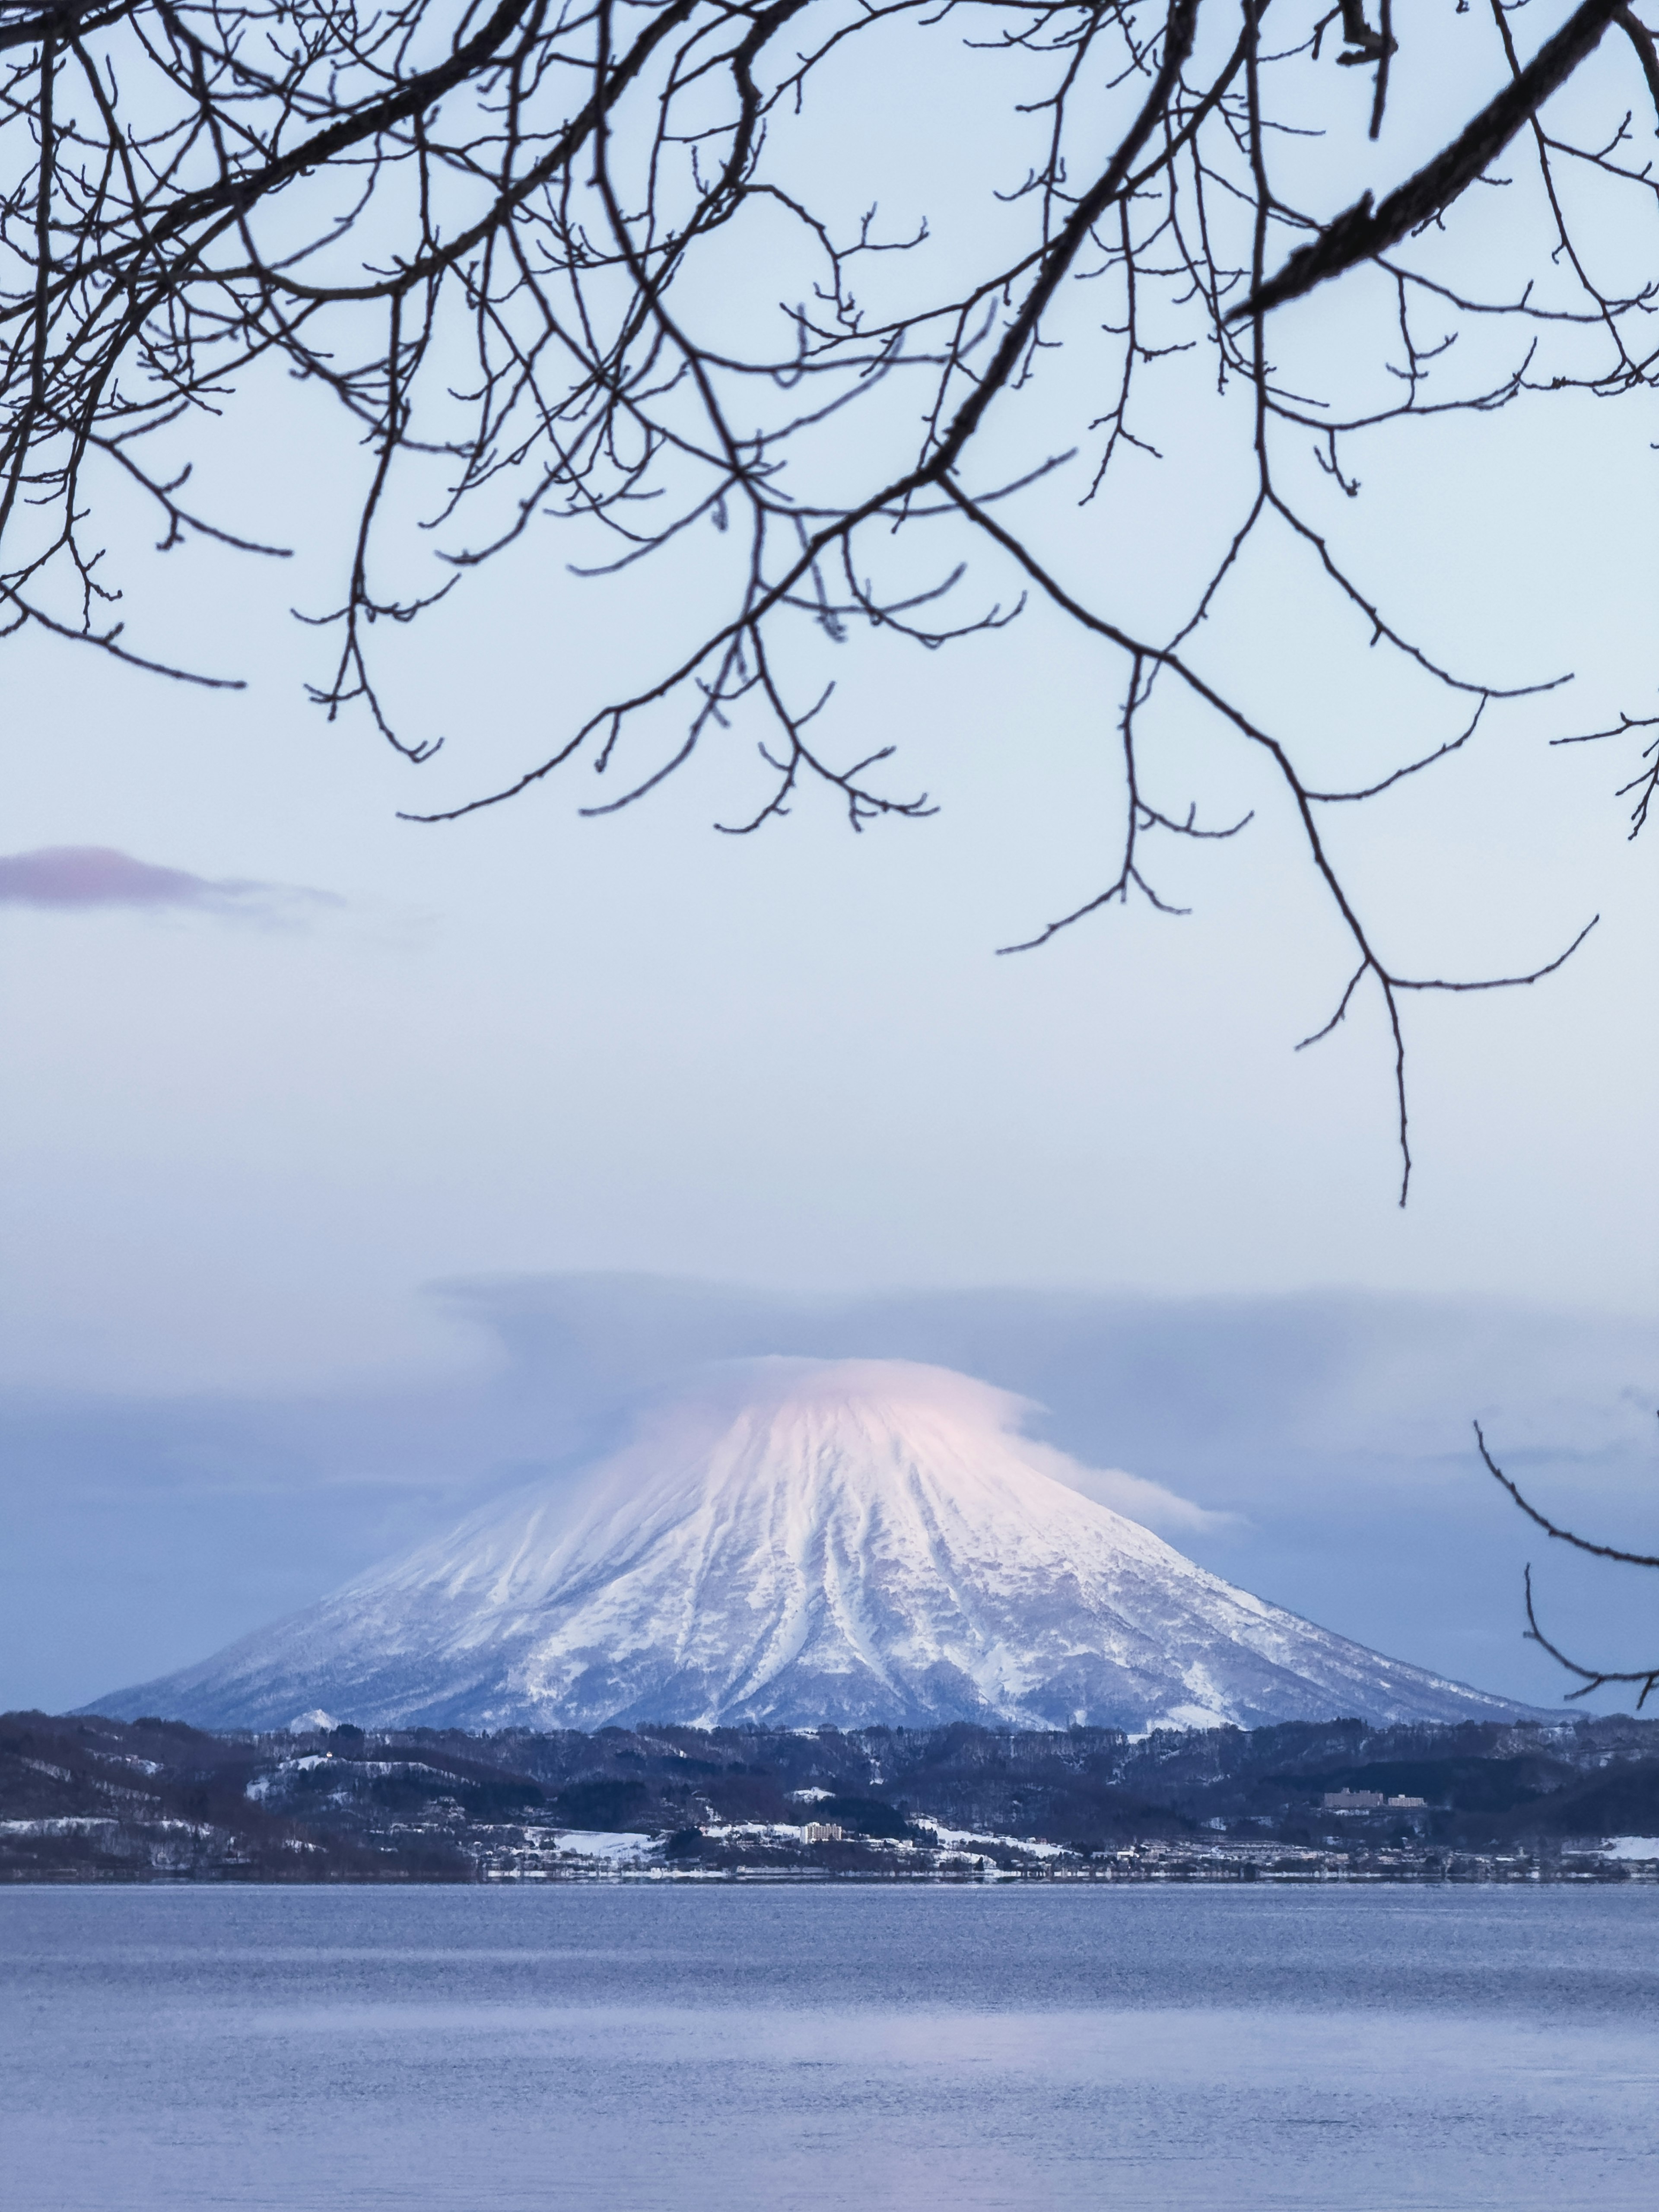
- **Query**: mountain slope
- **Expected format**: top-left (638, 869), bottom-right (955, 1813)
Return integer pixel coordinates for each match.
top-left (92, 1360), bottom-right (1523, 1734)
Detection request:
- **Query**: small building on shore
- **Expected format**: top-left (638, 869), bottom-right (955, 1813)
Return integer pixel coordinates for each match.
top-left (1322, 1789), bottom-right (1427, 1812)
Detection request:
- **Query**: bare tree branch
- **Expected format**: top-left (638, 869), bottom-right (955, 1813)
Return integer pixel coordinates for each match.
top-left (1480, 1420), bottom-right (1659, 1712)
top-left (0, 0), bottom-right (1650, 1201)
top-left (1477, 1421), bottom-right (1659, 1569)
top-left (1235, 0), bottom-right (1628, 321)
top-left (1523, 1565), bottom-right (1659, 1708)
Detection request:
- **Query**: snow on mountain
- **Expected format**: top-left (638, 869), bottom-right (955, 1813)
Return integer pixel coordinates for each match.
top-left (90, 1359), bottom-right (1523, 1735)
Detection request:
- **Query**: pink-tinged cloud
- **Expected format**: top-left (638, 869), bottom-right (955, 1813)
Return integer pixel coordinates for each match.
top-left (0, 846), bottom-right (337, 918)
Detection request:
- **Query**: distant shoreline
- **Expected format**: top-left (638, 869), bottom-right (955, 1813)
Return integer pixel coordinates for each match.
top-left (7, 1706), bottom-right (1659, 1887)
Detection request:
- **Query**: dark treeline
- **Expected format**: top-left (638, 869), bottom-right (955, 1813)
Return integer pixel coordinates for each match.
top-left (4, 1709), bottom-right (1658, 1883)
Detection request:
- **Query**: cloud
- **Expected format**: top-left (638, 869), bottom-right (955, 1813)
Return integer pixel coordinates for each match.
top-left (1016, 1440), bottom-right (1243, 1537)
top-left (433, 1271), bottom-right (1659, 1479)
top-left (591, 1352), bottom-right (1236, 1538)
top-left (0, 845), bottom-right (338, 920)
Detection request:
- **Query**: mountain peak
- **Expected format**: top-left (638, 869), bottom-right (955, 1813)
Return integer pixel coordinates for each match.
top-left (91, 1358), bottom-right (1522, 1735)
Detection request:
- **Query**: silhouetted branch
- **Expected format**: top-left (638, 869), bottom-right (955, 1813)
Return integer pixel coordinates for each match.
top-left (1235, 0), bottom-right (1628, 321)
top-left (1, 0), bottom-right (1651, 1201)
top-left (1477, 1420), bottom-right (1659, 1567)
top-left (1523, 1566), bottom-right (1659, 1708)
top-left (1480, 1421), bottom-right (1659, 1710)
top-left (1615, 6), bottom-right (1659, 127)
top-left (1554, 710), bottom-right (1659, 836)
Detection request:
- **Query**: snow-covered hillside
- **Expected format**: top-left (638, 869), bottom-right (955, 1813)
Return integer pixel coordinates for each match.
top-left (92, 1359), bottom-right (1522, 1734)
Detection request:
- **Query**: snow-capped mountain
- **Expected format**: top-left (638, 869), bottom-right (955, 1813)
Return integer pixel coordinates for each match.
top-left (92, 1359), bottom-right (1522, 1735)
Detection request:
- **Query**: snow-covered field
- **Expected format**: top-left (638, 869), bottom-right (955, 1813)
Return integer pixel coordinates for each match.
top-left (535, 1829), bottom-right (662, 1866)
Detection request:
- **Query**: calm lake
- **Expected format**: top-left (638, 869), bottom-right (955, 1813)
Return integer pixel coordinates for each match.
top-left (4, 1883), bottom-right (1657, 2210)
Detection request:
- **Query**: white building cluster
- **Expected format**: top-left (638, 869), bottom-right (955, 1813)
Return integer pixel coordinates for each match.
top-left (1322, 1790), bottom-right (1427, 1812)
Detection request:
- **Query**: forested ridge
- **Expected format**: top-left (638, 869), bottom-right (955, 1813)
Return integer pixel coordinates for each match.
top-left (5, 1707), bottom-right (1659, 1881)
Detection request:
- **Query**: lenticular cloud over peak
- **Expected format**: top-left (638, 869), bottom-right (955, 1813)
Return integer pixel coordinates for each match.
top-left (91, 1357), bottom-right (1523, 1735)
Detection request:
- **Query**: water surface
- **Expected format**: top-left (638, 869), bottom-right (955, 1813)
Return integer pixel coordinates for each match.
top-left (5, 1884), bottom-right (1656, 2209)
